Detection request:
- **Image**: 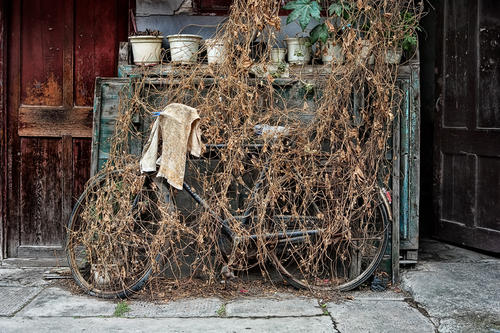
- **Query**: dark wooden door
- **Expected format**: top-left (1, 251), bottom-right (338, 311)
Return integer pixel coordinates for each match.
top-left (5, 0), bottom-right (128, 257)
top-left (434, 0), bottom-right (500, 253)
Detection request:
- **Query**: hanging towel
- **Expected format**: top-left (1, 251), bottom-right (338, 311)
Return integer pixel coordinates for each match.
top-left (140, 103), bottom-right (202, 190)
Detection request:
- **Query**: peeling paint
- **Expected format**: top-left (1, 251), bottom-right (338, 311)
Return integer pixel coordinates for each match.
top-left (24, 73), bottom-right (62, 106)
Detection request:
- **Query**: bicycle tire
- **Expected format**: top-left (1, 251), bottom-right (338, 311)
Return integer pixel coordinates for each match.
top-left (270, 189), bottom-right (390, 292)
top-left (66, 170), bottom-right (171, 298)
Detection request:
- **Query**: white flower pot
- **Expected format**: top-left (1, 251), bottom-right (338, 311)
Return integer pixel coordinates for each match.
top-left (357, 39), bottom-right (375, 65)
top-left (385, 48), bottom-right (403, 64)
top-left (321, 39), bottom-right (345, 64)
top-left (285, 38), bottom-right (311, 65)
top-left (167, 34), bottom-right (202, 64)
top-left (205, 39), bottom-right (226, 64)
top-left (271, 48), bottom-right (287, 64)
top-left (129, 35), bottom-right (164, 66)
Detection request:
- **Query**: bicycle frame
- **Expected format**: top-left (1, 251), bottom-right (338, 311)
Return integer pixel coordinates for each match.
top-left (179, 143), bottom-right (322, 245)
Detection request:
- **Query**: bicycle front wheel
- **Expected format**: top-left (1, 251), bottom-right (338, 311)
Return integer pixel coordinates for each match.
top-left (270, 189), bottom-right (390, 291)
top-left (66, 170), bottom-right (170, 298)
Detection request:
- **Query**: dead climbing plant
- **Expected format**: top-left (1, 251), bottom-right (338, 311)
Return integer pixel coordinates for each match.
top-left (67, 0), bottom-right (423, 298)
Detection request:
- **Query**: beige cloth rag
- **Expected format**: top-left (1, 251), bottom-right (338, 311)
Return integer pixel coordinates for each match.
top-left (140, 103), bottom-right (202, 189)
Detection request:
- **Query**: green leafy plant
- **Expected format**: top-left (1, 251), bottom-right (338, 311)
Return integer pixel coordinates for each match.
top-left (384, 11), bottom-right (420, 52)
top-left (284, 1), bottom-right (351, 44)
top-left (401, 12), bottom-right (420, 52)
top-left (320, 302), bottom-right (330, 315)
top-left (283, 0), bottom-right (321, 32)
top-left (216, 304), bottom-right (227, 317)
top-left (113, 301), bottom-right (130, 317)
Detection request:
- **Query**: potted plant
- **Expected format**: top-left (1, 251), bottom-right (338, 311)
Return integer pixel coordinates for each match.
top-left (167, 34), bottom-right (203, 64)
top-left (312, 2), bottom-right (351, 64)
top-left (284, 37), bottom-right (312, 65)
top-left (282, 0), bottom-right (322, 64)
top-left (205, 38), bottom-right (226, 64)
top-left (270, 48), bottom-right (287, 64)
top-left (129, 29), bottom-right (164, 66)
top-left (283, 1), bottom-right (351, 65)
top-left (385, 11), bottom-right (420, 64)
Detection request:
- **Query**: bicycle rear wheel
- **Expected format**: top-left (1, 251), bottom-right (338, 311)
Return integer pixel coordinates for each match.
top-left (270, 189), bottom-right (390, 291)
top-left (66, 170), bottom-right (171, 298)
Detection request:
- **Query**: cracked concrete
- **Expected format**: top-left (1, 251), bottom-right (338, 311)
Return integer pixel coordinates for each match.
top-left (401, 239), bottom-right (500, 333)
top-left (0, 239), bottom-right (498, 332)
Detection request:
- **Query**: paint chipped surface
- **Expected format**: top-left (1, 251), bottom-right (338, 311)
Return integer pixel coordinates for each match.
top-left (24, 73), bottom-right (62, 106)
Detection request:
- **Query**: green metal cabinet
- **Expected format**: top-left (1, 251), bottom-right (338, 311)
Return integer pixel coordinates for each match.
top-left (90, 48), bottom-right (420, 281)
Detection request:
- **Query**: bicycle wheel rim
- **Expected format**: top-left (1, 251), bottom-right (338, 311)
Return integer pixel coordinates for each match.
top-left (66, 171), bottom-right (161, 298)
top-left (270, 191), bottom-right (390, 291)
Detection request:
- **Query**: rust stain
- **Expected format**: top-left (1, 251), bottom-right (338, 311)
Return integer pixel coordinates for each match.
top-left (24, 73), bottom-right (62, 106)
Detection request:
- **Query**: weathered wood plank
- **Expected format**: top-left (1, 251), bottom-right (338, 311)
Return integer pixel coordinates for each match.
top-left (20, 138), bottom-right (63, 247)
top-left (63, 0), bottom-right (74, 108)
top-left (21, 0), bottom-right (65, 106)
top-left (7, 0), bottom-right (22, 257)
top-left (478, 0), bottom-right (500, 128)
top-left (75, 0), bottom-right (123, 106)
top-left (18, 106), bottom-right (92, 137)
top-left (0, 0), bottom-right (6, 260)
top-left (72, 138), bottom-right (91, 206)
top-left (442, 0), bottom-right (477, 128)
top-left (392, 106), bottom-right (401, 283)
top-left (477, 156), bottom-right (500, 231)
top-left (61, 135), bottom-right (73, 231)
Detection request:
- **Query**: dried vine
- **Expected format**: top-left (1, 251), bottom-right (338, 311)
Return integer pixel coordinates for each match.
top-left (67, 0), bottom-right (423, 298)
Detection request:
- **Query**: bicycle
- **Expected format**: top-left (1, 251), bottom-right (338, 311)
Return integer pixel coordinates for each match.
top-left (66, 126), bottom-right (391, 298)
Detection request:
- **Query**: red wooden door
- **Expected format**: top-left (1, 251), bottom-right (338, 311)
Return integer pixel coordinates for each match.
top-left (5, 0), bottom-right (128, 257)
top-left (434, 0), bottom-right (500, 253)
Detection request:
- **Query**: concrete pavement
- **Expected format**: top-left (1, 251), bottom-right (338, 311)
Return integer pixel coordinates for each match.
top-left (0, 239), bottom-right (498, 332)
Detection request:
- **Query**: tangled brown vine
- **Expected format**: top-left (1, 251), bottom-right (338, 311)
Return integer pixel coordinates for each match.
top-left (67, 0), bottom-right (423, 298)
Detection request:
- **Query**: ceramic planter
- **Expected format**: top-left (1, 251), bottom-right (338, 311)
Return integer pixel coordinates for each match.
top-left (167, 34), bottom-right (202, 64)
top-left (285, 38), bottom-right (311, 65)
top-left (129, 35), bottom-right (164, 66)
top-left (385, 48), bottom-right (403, 64)
top-left (205, 39), bottom-right (226, 64)
top-left (271, 48), bottom-right (287, 64)
top-left (321, 39), bottom-right (345, 64)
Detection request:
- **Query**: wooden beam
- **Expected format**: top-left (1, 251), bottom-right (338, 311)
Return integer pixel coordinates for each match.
top-left (0, 0), bottom-right (7, 260)
top-left (7, 0), bottom-right (21, 257)
top-left (392, 110), bottom-right (401, 284)
top-left (63, 0), bottom-right (74, 108)
top-left (61, 135), bottom-right (73, 231)
top-left (18, 106), bottom-right (93, 138)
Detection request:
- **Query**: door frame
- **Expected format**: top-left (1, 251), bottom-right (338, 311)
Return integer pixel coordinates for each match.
top-left (0, 0), bottom-right (8, 260)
